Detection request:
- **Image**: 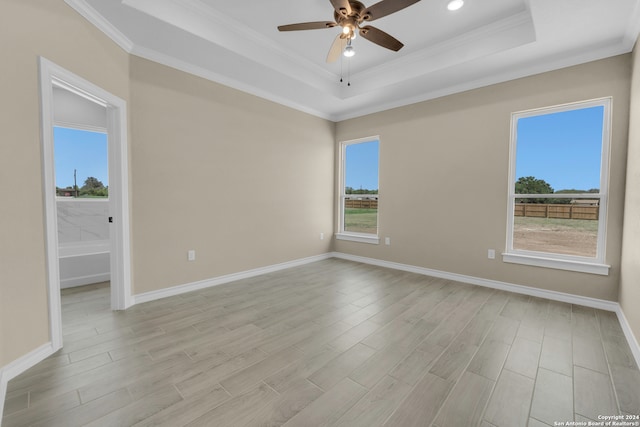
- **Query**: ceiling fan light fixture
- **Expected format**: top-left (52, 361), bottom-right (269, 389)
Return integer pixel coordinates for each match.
top-left (447, 0), bottom-right (464, 11)
top-left (344, 44), bottom-right (355, 57)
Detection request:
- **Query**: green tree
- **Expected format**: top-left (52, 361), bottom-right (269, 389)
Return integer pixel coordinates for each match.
top-left (515, 176), bottom-right (554, 203)
top-left (79, 177), bottom-right (108, 197)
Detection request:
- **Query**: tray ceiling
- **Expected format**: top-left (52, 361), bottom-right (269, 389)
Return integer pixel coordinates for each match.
top-left (67, 0), bottom-right (640, 121)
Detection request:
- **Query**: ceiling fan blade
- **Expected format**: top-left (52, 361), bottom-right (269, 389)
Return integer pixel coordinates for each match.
top-left (359, 26), bottom-right (404, 51)
top-left (278, 22), bottom-right (337, 31)
top-left (361, 0), bottom-right (421, 22)
top-left (326, 34), bottom-right (345, 63)
top-left (330, 0), bottom-right (352, 17)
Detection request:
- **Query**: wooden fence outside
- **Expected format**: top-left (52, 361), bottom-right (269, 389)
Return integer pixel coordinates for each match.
top-left (514, 203), bottom-right (598, 220)
top-left (345, 199), bottom-right (378, 209)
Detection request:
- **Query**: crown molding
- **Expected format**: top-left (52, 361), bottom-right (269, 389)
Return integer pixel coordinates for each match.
top-left (64, 0), bottom-right (134, 52)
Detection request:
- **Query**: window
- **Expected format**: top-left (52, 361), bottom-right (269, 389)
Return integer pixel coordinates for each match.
top-left (504, 98), bottom-right (611, 275)
top-left (336, 137), bottom-right (380, 244)
top-left (54, 126), bottom-right (109, 198)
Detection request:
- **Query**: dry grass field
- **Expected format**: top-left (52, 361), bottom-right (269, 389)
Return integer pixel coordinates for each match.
top-left (513, 217), bottom-right (598, 257)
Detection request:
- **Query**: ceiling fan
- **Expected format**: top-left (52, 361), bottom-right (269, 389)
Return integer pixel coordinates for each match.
top-left (278, 0), bottom-right (421, 63)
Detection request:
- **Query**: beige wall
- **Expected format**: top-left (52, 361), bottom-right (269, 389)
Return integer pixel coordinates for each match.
top-left (0, 0), bottom-right (636, 375)
top-left (335, 55), bottom-right (631, 302)
top-left (620, 43), bottom-right (640, 345)
top-left (129, 57), bottom-right (334, 294)
top-left (0, 0), bottom-right (334, 367)
top-left (0, 0), bottom-right (130, 367)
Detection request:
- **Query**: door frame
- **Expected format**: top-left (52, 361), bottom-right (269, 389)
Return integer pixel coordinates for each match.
top-left (38, 57), bottom-right (132, 351)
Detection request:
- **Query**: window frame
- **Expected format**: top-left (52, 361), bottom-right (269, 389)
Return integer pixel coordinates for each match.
top-left (503, 98), bottom-right (612, 275)
top-left (336, 136), bottom-right (380, 245)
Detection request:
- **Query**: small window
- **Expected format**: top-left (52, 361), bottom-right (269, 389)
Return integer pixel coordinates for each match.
top-left (54, 126), bottom-right (109, 198)
top-left (336, 137), bottom-right (380, 244)
top-left (504, 98), bottom-right (611, 275)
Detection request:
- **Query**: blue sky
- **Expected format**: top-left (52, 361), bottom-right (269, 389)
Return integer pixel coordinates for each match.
top-left (54, 127), bottom-right (108, 189)
top-left (515, 106), bottom-right (603, 191)
top-left (345, 140), bottom-right (379, 191)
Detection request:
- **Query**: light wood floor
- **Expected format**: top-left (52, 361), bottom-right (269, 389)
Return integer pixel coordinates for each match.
top-left (3, 259), bottom-right (640, 426)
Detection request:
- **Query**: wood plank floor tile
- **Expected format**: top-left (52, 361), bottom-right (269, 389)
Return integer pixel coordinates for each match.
top-left (574, 366), bottom-right (619, 421)
top-left (185, 382), bottom-right (279, 427)
top-left (433, 371), bottom-right (494, 427)
top-left (265, 345), bottom-right (342, 393)
top-left (573, 335), bottom-right (608, 374)
top-left (242, 379), bottom-right (324, 427)
top-left (467, 339), bottom-right (511, 381)
top-left (2, 390), bottom-right (81, 427)
top-left (504, 337), bottom-right (541, 379)
top-left (539, 334), bottom-right (573, 377)
top-left (610, 365), bottom-right (640, 415)
top-left (282, 378), bottom-right (368, 427)
top-left (220, 346), bottom-right (305, 396)
top-left (308, 343), bottom-right (377, 391)
top-left (486, 315), bottom-right (520, 345)
top-left (389, 342), bottom-right (445, 385)
top-left (333, 375), bottom-right (412, 427)
top-left (603, 335), bottom-right (639, 370)
top-left (31, 388), bottom-right (132, 427)
top-left (133, 384), bottom-right (231, 427)
top-left (382, 373), bottom-right (454, 427)
top-left (4, 259), bottom-right (640, 427)
top-left (483, 369), bottom-right (535, 427)
top-left (175, 347), bottom-right (268, 398)
top-left (529, 368), bottom-right (573, 426)
top-left (85, 384), bottom-right (183, 427)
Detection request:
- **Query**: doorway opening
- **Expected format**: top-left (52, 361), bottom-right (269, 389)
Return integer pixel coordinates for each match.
top-left (39, 57), bottom-right (132, 352)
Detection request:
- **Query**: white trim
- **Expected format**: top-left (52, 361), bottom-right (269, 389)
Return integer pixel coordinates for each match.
top-left (335, 233), bottom-right (380, 245)
top-left (616, 308), bottom-right (640, 370)
top-left (502, 252), bottom-right (610, 276)
top-left (53, 121), bottom-right (107, 134)
top-left (331, 252), bottom-right (619, 311)
top-left (504, 97), bottom-right (612, 274)
top-left (338, 137), bottom-right (380, 239)
top-left (133, 253), bottom-right (333, 305)
top-left (58, 240), bottom-right (110, 258)
top-left (61, 273), bottom-right (111, 289)
top-left (63, 0), bottom-right (134, 52)
top-left (38, 57), bottom-right (133, 356)
top-left (0, 343), bottom-right (55, 422)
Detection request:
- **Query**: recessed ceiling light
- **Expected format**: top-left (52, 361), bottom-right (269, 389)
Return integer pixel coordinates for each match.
top-left (447, 0), bottom-right (464, 11)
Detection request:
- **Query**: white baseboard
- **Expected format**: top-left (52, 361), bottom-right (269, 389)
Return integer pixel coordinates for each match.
top-left (3, 251), bottom-right (639, 424)
top-left (0, 342), bottom-right (55, 423)
top-left (331, 251), bottom-right (640, 368)
top-left (615, 307), bottom-right (640, 370)
top-left (61, 272), bottom-right (111, 289)
top-left (133, 253), bottom-right (333, 305)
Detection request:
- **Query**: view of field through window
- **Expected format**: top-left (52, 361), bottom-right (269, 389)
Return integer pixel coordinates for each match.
top-left (343, 140), bottom-right (379, 235)
top-left (54, 126), bottom-right (109, 198)
top-left (512, 104), bottom-right (605, 258)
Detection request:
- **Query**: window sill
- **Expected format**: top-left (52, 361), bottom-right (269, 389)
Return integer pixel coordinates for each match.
top-left (502, 252), bottom-right (609, 275)
top-left (335, 233), bottom-right (380, 245)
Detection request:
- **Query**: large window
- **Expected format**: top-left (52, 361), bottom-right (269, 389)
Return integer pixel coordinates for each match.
top-left (336, 137), bottom-right (380, 244)
top-left (504, 98), bottom-right (611, 275)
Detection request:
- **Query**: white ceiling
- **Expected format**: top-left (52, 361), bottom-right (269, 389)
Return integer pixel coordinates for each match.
top-left (66, 0), bottom-right (640, 121)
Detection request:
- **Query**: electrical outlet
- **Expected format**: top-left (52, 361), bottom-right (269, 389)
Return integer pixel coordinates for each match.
top-left (320, 232), bottom-right (324, 240)
top-left (385, 237), bottom-right (391, 245)
top-left (188, 250), bottom-right (196, 261)
top-left (488, 249), bottom-right (495, 259)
